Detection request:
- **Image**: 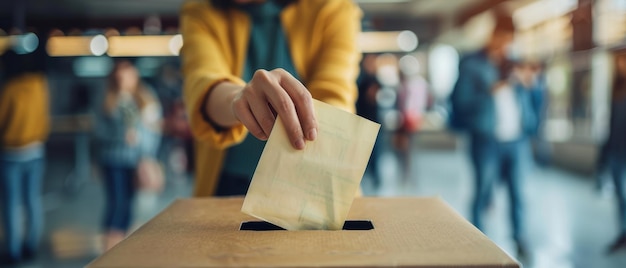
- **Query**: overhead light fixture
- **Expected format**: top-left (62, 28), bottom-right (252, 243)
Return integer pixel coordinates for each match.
top-left (41, 30), bottom-right (416, 57)
top-left (0, 34), bottom-right (39, 55)
top-left (168, 34), bottom-right (183, 56)
top-left (399, 54), bottom-right (420, 75)
top-left (90, 35), bottom-right (108, 56)
top-left (397, 30), bottom-right (419, 52)
top-left (47, 35), bottom-right (108, 57)
top-left (359, 31), bottom-right (418, 53)
top-left (354, 0), bottom-right (411, 3)
top-left (107, 35), bottom-right (180, 57)
top-left (13, 33), bottom-right (39, 55)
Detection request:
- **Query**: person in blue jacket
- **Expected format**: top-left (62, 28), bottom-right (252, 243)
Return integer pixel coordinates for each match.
top-left (607, 52), bottom-right (626, 253)
top-left (450, 15), bottom-right (541, 258)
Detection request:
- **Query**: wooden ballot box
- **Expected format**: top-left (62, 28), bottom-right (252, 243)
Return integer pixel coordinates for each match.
top-left (87, 197), bottom-right (519, 268)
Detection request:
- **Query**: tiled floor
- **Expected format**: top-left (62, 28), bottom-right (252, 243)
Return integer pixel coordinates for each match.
top-left (361, 146), bottom-right (626, 268)
top-left (2, 139), bottom-right (626, 268)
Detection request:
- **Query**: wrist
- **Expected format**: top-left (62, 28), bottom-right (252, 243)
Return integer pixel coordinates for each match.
top-left (204, 81), bottom-right (244, 128)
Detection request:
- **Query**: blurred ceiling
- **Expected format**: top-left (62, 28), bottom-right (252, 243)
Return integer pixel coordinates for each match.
top-left (0, 0), bottom-right (510, 19)
top-left (0, 0), bottom-right (534, 45)
top-left (358, 0), bottom-right (483, 18)
top-left (0, 0), bottom-right (186, 18)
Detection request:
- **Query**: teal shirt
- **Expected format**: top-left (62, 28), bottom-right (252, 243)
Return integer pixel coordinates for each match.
top-left (222, 0), bottom-right (298, 179)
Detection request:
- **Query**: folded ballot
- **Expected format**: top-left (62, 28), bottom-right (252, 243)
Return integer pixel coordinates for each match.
top-left (242, 100), bottom-right (380, 230)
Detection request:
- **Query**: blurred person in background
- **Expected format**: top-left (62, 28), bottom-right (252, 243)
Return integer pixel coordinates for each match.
top-left (94, 60), bottom-right (162, 251)
top-left (607, 52), bottom-right (626, 253)
top-left (154, 63), bottom-right (194, 179)
top-left (180, 0), bottom-right (361, 196)
top-left (162, 100), bottom-right (193, 178)
top-left (393, 70), bottom-right (429, 185)
top-left (0, 48), bottom-right (49, 265)
top-left (450, 15), bottom-right (540, 258)
top-left (357, 54), bottom-right (382, 189)
top-left (527, 63), bottom-right (550, 167)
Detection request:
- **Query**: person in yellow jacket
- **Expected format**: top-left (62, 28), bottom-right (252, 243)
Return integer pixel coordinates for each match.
top-left (180, 0), bottom-right (362, 196)
top-left (0, 69), bottom-right (49, 264)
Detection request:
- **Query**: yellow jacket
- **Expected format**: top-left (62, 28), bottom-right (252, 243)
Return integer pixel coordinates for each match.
top-left (0, 73), bottom-right (49, 148)
top-left (180, 0), bottom-right (362, 196)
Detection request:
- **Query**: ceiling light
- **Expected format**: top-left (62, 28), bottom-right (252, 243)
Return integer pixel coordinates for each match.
top-left (354, 0), bottom-right (411, 3)
top-left (14, 33), bottom-right (39, 55)
top-left (168, 34), bottom-right (183, 56)
top-left (47, 36), bottom-right (95, 57)
top-left (107, 35), bottom-right (179, 57)
top-left (359, 31), bottom-right (419, 53)
top-left (90, 35), bottom-right (108, 56)
top-left (397, 30), bottom-right (418, 52)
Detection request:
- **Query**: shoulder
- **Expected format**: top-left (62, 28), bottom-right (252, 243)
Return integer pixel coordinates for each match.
top-left (181, 0), bottom-right (223, 20)
top-left (294, 0), bottom-right (355, 8)
top-left (292, 0), bottom-right (360, 15)
top-left (461, 50), bottom-right (486, 64)
top-left (181, 0), bottom-right (211, 11)
top-left (459, 51), bottom-right (489, 72)
top-left (181, 0), bottom-right (208, 13)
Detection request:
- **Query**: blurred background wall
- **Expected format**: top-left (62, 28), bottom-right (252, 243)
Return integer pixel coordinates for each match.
top-left (2, 0), bottom-right (626, 267)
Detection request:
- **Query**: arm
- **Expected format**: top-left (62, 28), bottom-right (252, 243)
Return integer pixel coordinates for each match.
top-left (307, 0), bottom-right (362, 113)
top-left (139, 91), bottom-right (163, 157)
top-left (138, 119), bottom-right (161, 158)
top-left (0, 87), bottom-right (13, 137)
top-left (181, 3), bottom-right (317, 150)
top-left (210, 69), bottom-right (317, 150)
top-left (180, 2), bottom-right (248, 149)
top-left (452, 58), bottom-right (480, 115)
top-left (93, 105), bottom-right (127, 145)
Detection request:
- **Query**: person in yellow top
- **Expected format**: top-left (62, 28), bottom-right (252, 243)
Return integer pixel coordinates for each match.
top-left (180, 0), bottom-right (362, 196)
top-left (0, 51), bottom-right (49, 264)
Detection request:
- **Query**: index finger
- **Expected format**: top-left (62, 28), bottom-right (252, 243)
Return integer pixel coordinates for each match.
top-left (255, 70), bottom-right (306, 150)
top-left (273, 69), bottom-right (318, 142)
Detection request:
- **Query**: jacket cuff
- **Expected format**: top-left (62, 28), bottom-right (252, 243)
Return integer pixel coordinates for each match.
top-left (187, 75), bottom-right (248, 150)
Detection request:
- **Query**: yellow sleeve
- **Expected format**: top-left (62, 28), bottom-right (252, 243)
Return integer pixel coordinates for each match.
top-left (307, 0), bottom-right (362, 114)
top-left (38, 75), bottom-right (50, 141)
top-left (180, 1), bottom-right (248, 149)
top-left (0, 85), bottom-right (13, 139)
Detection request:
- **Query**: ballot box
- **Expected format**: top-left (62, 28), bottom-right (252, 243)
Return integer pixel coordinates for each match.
top-left (87, 197), bottom-right (519, 268)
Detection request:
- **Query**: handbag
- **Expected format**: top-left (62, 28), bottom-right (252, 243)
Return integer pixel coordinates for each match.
top-left (401, 110), bottom-right (422, 133)
top-left (136, 158), bottom-right (165, 193)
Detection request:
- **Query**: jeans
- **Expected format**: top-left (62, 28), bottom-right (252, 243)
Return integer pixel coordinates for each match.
top-left (470, 135), bottom-right (526, 242)
top-left (612, 154), bottom-right (626, 234)
top-left (102, 164), bottom-right (136, 232)
top-left (0, 158), bottom-right (44, 260)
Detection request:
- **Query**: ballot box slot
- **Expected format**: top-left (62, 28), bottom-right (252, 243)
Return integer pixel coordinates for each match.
top-left (239, 220), bottom-right (374, 231)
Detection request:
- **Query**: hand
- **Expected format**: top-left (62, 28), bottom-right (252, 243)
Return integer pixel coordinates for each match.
top-left (231, 69), bottom-right (317, 150)
top-left (205, 69), bottom-right (317, 150)
top-left (491, 81), bottom-right (508, 93)
top-left (125, 129), bottom-right (138, 146)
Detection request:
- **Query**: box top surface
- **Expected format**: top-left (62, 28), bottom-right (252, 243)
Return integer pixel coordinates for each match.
top-left (88, 197), bottom-right (519, 268)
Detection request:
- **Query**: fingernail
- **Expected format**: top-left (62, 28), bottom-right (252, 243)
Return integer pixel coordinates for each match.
top-left (308, 128), bottom-right (317, 141)
top-left (295, 139), bottom-right (305, 150)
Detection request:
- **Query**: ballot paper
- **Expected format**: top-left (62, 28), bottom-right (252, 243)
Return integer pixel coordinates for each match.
top-left (241, 100), bottom-right (380, 230)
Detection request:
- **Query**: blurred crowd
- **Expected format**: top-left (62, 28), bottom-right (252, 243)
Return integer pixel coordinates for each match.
top-left (0, 1), bottom-right (626, 267)
top-left (0, 47), bottom-right (195, 263)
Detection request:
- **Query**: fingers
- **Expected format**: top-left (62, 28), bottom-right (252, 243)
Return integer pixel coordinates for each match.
top-left (235, 69), bottom-right (316, 150)
top-left (260, 74), bottom-right (305, 149)
top-left (276, 69), bottom-right (317, 141)
top-left (248, 96), bottom-right (275, 139)
top-left (232, 96), bottom-right (267, 140)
